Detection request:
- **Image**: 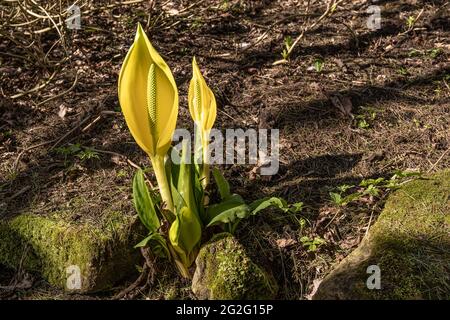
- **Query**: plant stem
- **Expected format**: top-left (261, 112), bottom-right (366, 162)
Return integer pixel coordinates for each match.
top-left (150, 154), bottom-right (174, 214)
top-left (168, 244), bottom-right (191, 278)
top-left (201, 162), bottom-right (210, 189)
top-left (201, 130), bottom-right (210, 189)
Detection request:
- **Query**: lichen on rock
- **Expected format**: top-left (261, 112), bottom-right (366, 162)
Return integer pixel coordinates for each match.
top-left (314, 170), bottom-right (450, 300)
top-left (192, 233), bottom-right (278, 300)
top-left (0, 210), bottom-right (144, 293)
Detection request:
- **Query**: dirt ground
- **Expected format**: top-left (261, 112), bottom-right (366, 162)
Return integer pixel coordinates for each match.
top-left (0, 0), bottom-right (449, 299)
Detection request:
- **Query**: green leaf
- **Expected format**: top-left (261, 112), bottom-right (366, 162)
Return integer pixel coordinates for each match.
top-left (329, 192), bottom-right (342, 205)
top-left (363, 185), bottom-right (380, 197)
top-left (206, 194), bottom-right (250, 227)
top-left (300, 236), bottom-right (310, 243)
top-left (360, 177), bottom-right (385, 187)
top-left (342, 192), bottom-right (361, 205)
top-left (212, 167), bottom-right (231, 200)
top-left (169, 206), bottom-right (202, 267)
top-left (337, 184), bottom-right (354, 193)
top-left (330, 3), bottom-right (337, 12)
top-left (177, 141), bottom-right (200, 221)
top-left (249, 197), bottom-right (289, 215)
top-left (134, 234), bottom-right (153, 248)
top-left (391, 170), bottom-right (421, 180)
top-left (132, 169), bottom-right (160, 233)
top-left (300, 236), bottom-right (325, 252)
top-left (134, 232), bottom-right (169, 258)
top-left (192, 163), bottom-right (206, 223)
top-left (290, 202), bottom-right (303, 213)
top-left (314, 58), bottom-right (324, 73)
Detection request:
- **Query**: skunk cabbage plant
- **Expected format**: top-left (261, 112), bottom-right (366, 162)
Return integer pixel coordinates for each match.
top-left (188, 57), bottom-right (217, 188)
top-left (118, 23), bottom-right (178, 213)
top-left (119, 24), bottom-right (302, 279)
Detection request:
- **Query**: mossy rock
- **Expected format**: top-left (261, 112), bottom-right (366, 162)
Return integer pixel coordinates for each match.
top-left (314, 170), bottom-right (450, 300)
top-left (192, 233), bottom-right (278, 300)
top-left (0, 211), bottom-right (144, 293)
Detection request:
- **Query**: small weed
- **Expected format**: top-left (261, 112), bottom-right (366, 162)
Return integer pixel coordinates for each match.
top-left (116, 169), bottom-right (128, 178)
top-left (1, 130), bottom-right (12, 139)
top-left (408, 49), bottom-right (422, 57)
top-left (397, 67), bottom-right (409, 76)
top-left (76, 148), bottom-right (100, 162)
top-left (363, 184), bottom-right (381, 197)
top-left (314, 58), bottom-right (324, 73)
top-left (406, 16), bottom-right (415, 29)
top-left (55, 144), bottom-right (100, 164)
top-left (329, 173), bottom-right (420, 207)
top-left (359, 177), bottom-right (385, 188)
top-left (329, 191), bottom-right (360, 207)
top-left (337, 184), bottom-right (354, 193)
top-left (354, 107), bottom-right (378, 129)
top-left (55, 143), bottom-right (82, 165)
top-left (300, 236), bottom-right (325, 252)
top-left (281, 36), bottom-right (293, 60)
top-left (357, 117), bottom-right (370, 129)
top-left (408, 48), bottom-right (442, 60)
top-left (413, 118), bottom-right (432, 129)
top-left (219, 0), bottom-right (231, 11)
top-left (6, 168), bottom-right (18, 183)
top-left (385, 170), bottom-right (422, 189)
top-left (190, 18), bottom-right (203, 30)
top-left (428, 48), bottom-right (442, 59)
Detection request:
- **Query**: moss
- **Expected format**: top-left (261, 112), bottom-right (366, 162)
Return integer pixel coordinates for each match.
top-left (315, 170), bottom-right (449, 300)
top-left (192, 233), bottom-right (278, 300)
top-left (0, 211), bottom-right (144, 293)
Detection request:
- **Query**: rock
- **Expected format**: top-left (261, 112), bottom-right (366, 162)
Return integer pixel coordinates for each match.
top-left (192, 233), bottom-right (278, 300)
top-left (314, 170), bottom-right (450, 300)
top-left (0, 211), bottom-right (144, 293)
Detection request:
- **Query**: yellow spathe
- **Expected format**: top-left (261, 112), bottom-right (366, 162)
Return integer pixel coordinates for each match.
top-left (118, 23), bottom-right (178, 157)
top-left (188, 57), bottom-right (217, 134)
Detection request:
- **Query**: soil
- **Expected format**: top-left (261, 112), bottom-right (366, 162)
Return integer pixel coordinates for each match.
top-left (0, 0), bottom-right (449, 299)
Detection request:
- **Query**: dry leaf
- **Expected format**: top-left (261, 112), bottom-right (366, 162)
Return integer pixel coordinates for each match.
top-left (57, 104), bottom-right (68, 119)
top-left (276, 238), bottom-right (297, 248)
top-left (305, 279), bottom-right (323, 300)
top-left (330, 94), bottom-right (353, 118)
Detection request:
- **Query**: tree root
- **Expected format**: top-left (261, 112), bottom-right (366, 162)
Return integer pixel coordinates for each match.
top-left (113, 247), bottom-right (157, 300)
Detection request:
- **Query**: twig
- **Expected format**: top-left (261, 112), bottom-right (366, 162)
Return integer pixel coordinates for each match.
top-left (36, 70), bottom-right (79, 106)
top-left (112, 247), bottom-right (156, 300)
top-left (365, 210), bottom-right (374, 237)
top-left (113, 251), bottom-right (150, 300)
top-left (9, 70), bottom-right (57, 99)
top-left (399, 8), bottom-right (425, 36)
top-left (427, 148), bottom-right (450, 173)
top-left (7, 186), bottom-right (31, 201)
top-left (13, 140), bottom-right (57, 171)
top-left (80, 110), bottom-right (118, 132)
top-left (49, 114), bottom-right (92, 150)
top-left (239, 20), bottom-right (279, 52)
top-left (177, 0), bottom-right (204, 15)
